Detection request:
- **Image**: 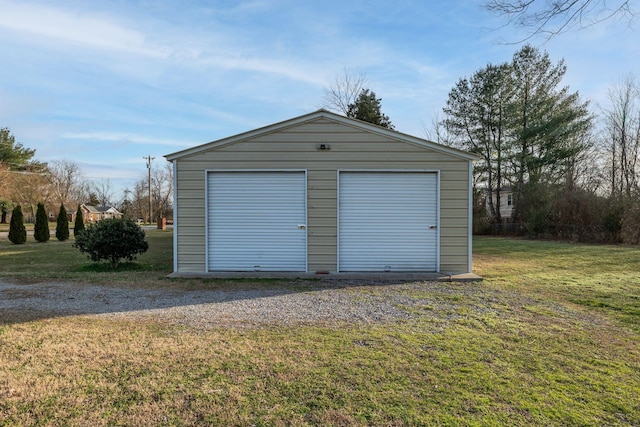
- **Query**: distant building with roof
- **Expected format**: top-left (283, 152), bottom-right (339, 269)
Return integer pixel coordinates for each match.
top-left (79, 204), bottom-right (123, 222)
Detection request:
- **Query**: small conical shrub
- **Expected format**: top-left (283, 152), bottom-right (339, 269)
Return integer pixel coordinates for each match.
top-left (8, 205), bottom-right (27, 244)
top-left (56, 204), bottom-right (69, 241)
top-left (34, 202), bottom-right (50, 242)
top-left (74, 205), bottom-right (85, 236)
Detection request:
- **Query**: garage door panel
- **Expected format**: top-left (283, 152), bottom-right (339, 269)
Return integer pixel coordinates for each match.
top-left (339, 172), bottom-right (437, 272)
top-left (208, 171), bottom-right (307, 272)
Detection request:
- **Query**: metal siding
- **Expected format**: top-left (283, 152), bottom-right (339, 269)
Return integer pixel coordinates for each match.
top-left (468, 161), bottom-right (473, 274)
top-left (338, 172), bottom-right (438, 272)
top-left (207, 171), bottom-right (307, 272)
top-left (173, 116), bottom-right (472, 274)
top-left (172, 159), bottom-right (178, 273)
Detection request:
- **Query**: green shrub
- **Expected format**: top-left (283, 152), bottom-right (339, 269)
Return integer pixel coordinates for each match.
top-left (73, 218), bottom-right (149, 269)
top-left (8, 205), bottom-right (27, 244)
top-left (56, 204), bottom-right (69, 241)
top-left (34, 202), bottom-right (50, 242)
top-left (74, 205), bottom-right (84, 236)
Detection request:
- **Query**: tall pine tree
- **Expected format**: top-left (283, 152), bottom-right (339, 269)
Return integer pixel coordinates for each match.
top-left (0, 127), bottom-right (36, 168)
top-left (346, 89), bottom-right (395, 129)
top-left (507, 45), bottom-right (592, 223)
top-left (444, 62), bottom-right (512, 224)
top-left (442, 45), bottom-right (592, 231)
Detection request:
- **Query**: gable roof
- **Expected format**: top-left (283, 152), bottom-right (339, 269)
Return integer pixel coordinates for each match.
top-left (81, 204), bottom-right (121, 214)
top-left (81, 204), bottom-right (101, 213)
top-left (97, 206), bottom-right (121, 214)
top-left (165, 109), bottom-right (480, 162)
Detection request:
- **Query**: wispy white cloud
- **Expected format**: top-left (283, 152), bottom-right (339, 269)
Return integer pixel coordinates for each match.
top-left (0, 0), bottom-right (169, 58)
top-left (76, 162), bottom-right (140, 180)
top-left (0, 0), bottom-right (335, 87)
top-left (61, 132), bottom-right (193, 148)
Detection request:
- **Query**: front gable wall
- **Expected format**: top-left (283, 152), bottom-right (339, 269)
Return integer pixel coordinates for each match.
top-left (173, 116), bottom-right (472, 273)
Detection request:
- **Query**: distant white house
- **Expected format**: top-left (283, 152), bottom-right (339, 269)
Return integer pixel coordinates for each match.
top-left (484, 187), bottom-right (514, 219)
top-left (80, 204), bottom-right (123, 222)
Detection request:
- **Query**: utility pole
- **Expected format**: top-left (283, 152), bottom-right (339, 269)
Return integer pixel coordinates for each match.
top-left (144, 155), bottom-right (154, 223)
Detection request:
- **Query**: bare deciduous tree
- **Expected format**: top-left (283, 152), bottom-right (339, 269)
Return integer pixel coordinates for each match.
top-left (11, 167), bottom-right (50, 221)
top-left (0, 163), bottom-right (11, 198)
top-left (131, 180), bottom-right (149, 222)
top-left (125, 163), bottom-right (173, 221)
top-left (47, 159), bottom-right (86, 206)
top-left (151, 163), bottom-right (173, 218)
top-left (321, 68), bottom-right (367, 115)
top-left (92, 178), bottom-right (115, 207)
top-left (485, 0), bottom-right (636, 40)
top-left (602, 75), bottom-right (640, 199)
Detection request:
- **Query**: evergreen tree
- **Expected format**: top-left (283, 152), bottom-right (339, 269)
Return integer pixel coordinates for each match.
top-left (0, 127), bottom-right (36, 168)
top-left (8, 205), bottom-right (27, 244)
top-left (74, 205), bottom-right (85, 236)
top-left (444, 62), bottom-right (512, 225)
top-left (56, 204), bottom-right (69, 241)
top-left (346, 89), bottom-right (395, 129)
top-left (507, 45), bottom-right (592, 222)
top-left (34, 202), bottom-right (50, 242)
top-left (442, 45), bottom-right (592, 233)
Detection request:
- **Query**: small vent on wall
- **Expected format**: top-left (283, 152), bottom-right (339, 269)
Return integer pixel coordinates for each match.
top-left (315, 143), bottom-right (331, 151)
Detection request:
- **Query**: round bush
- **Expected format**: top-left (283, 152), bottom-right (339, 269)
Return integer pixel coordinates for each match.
top-left (73, 218), bottom-right (149, 269)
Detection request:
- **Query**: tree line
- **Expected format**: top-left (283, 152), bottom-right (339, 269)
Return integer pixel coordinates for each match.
top-left (3, 41), bottom-right (638, 245)
top-left (437, 45), bottom-right (640, 243)
top-left (324, 46), bottom-right (639, 244)
top-left (0, 130), bottom-right (172, 224)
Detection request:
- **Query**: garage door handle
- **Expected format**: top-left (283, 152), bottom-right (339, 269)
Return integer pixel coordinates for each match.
top-left (297, 224), bottom-right (306, 229)
top-left (429, 225), bottom-right (437, 229)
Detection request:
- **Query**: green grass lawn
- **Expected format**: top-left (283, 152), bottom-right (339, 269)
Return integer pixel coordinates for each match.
top-left (474, 237), bottom-right (640, 331)
top-left (0, 228), bottom-right (174, 285)
top-left (0, 233), bottom-right (638, 426)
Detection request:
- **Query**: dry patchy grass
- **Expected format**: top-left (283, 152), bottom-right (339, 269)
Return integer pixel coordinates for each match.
top-left (1, 304), bottom-right (637, 426)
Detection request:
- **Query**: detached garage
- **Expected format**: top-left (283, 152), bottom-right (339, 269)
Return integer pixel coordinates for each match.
top-left (165, 110), bottom-right (478, 275)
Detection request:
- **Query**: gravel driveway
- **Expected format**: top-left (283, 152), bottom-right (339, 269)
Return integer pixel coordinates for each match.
top-left (0, 279), bottom-right (486, 329)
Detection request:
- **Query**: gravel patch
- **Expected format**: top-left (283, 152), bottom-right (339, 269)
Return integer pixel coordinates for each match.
top-left (0, 279), bottom-right (514, 329)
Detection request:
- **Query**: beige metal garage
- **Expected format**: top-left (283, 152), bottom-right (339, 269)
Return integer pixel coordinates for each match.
top-left (165, 110), bottom-right (478, 275)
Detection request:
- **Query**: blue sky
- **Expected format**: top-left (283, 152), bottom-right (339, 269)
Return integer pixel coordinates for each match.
top-left (1, 0), bottom-right (638, 200)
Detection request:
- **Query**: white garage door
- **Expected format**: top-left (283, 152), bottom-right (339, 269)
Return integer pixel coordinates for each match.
top-left (338, 172), bottom-right (438, 272)
top-left (207, 171), bottom-right (307, 272)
